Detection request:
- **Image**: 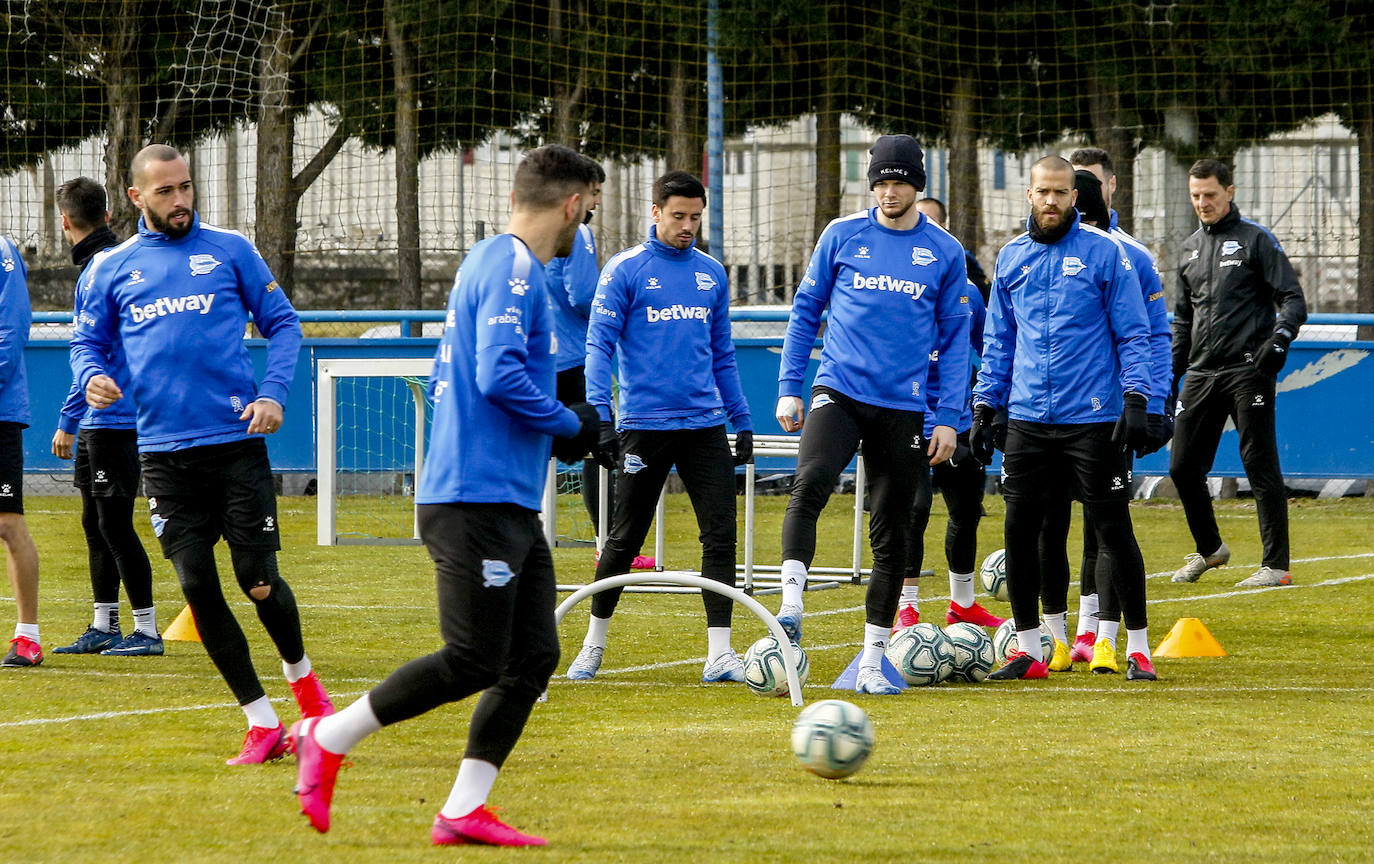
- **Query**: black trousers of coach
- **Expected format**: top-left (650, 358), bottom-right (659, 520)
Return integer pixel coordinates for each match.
top-left (590, 425), bottom-right (737, 626)
top-left (369, 502), bottom-right (558, 768)
top-left (1002, 421), bottom-right (1148, 632)
top-left (781, 387), bottom-right (928, 628)
top-left (1169, 366), bottom-right (1290, 570)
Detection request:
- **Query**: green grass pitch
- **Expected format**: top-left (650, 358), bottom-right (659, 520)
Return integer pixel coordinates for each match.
top-left (2, 492), bottom-right (1372, 862)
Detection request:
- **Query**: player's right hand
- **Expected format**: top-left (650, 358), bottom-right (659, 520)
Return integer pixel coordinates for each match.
top-left (775, 396), bottom-right (804, 433)
top-left (51, 429), bottom-right (75, 460)
top-left (970, 403), bottom-right (998, 465)
top-left (85, 374), bottom-right (123, 410)
top-left (594, 421), bottom-right (619, 471)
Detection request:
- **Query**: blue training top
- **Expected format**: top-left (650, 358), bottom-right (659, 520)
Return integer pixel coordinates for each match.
top-left (546, 222), bottom-right (600, 374)
top-left (1109, 211), bottom-right (1172, 414)
top-left (70, 215), bottom-right (301, 451)
top-left (417, 234), bottom-right (582, 510)
top-left (0, 235), bottom-right (31, 427)
top-left (60, 243), bottom-right (137, 434)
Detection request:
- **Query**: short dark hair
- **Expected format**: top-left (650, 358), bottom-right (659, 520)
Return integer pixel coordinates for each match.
top-left (512, 144), bottom-right (600, 210)
top-left (1189, 158), bottom-right (1233, 187)
top-left (1069, 147), bottom-right (1114, 177)
top-left (652, 171), bottom-right (705, 208)
top-left (130, 143), bottom-right (183, 188)
top-left (1030, 155), bottom-right (1075, 177)
top-left (915, 197), bottom-right (947, 224)
top-left (56, 177), bottom-right (108, 231)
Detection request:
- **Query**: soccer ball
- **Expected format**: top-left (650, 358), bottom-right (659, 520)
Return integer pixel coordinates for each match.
top-left (743, 635), bottom-right (809, 697)
top-left (791, 699), bottom-right (875, 780)
top-left (885, 623), bottom-right (955, 686)
top-left (979, 549), bottom-right (1009, 601)
top-left (992, 618), bottom-right (1054, 666)
top-left (943, 621), bottom-right (995, 682)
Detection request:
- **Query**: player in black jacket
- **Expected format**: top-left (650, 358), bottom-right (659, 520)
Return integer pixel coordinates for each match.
top-left (1169, 159), bottom-right (1307, 588)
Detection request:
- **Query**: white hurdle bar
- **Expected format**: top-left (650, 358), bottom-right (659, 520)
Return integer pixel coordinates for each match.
top-left (553, 572), bottom-right (805, 707)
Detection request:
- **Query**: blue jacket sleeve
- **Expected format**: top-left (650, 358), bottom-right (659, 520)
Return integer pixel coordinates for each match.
top-left (58, 280), bottom-right (91, 434)
top-left (1138, 258), bottom-right (1171, 412)
top-left (232, 240), bottom-right (301, 406)
top-left (70, 259), bottom-right (119, 396)
top-left (930, 249), bottom-right (971, 429)
top-left (1103, 243), bottom-right (1151, 397)
top-left (972, 253), bottom-right (1016, 410)
top-left (474, 277), bottom-right (580, 438)
top-left (778, 228), bottom-right (836, 399)
top-left (710, 266), bottom-right (752, 431)
top-left (586, 259), bottom-right (628, 423)
top-left (0, 244), bottom-right (30, 397)
top-left (567, 226), bottom-right (600, 316)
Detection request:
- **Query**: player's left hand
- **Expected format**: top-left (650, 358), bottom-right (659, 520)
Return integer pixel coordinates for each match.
top-left (1112, 392), bottom-right (1149, 453)
top-left (1254, 328), bottom-right (1293, 376)
top-left (242, 398), bottom-right (284, 435)
top-left (733, 429), bottom-right (754, 466)
top-left (927, 425), bottom-right (956, 465)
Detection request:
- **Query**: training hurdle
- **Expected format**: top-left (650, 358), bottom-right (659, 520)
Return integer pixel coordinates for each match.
top-left (553, 572), bottom-right (805, 707)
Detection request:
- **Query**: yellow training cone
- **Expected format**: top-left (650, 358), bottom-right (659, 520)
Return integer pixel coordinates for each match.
top-left (163, 605), bottom-right (201, 642)
top-left (1154, 617), bottom-right (1226, 658)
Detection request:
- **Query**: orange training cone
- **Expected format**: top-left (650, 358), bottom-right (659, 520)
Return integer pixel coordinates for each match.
top-left (163, 605), bottom-right (201, 642)
top-left (1154, 617), bottom-right (1226, 658)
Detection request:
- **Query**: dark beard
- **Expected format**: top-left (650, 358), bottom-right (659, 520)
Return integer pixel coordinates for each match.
top-left (1028, 209), bottom-right (1075, 244)
top-left (149, 209), bottom-right (193, 239)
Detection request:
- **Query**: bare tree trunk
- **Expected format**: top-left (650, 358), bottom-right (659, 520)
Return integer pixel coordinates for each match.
top-left (549, 0), bottom-right (587, 146)
top-left (666, 60), bottom-right (702, 175)
top-left (1087, 76), bottom-right (1136, 234)
top-left (1356, 94), bottom-right (1374, 339)
top-left (255, 15), bottom-right (296, 295)
top-left (41, 158), bottom-right (56, 257)
top-left (813, 71), bottom-right (841, 244)
top-left (104, 3), bottom-right (142, 239)
top-left (386, 0), bottom-right (421, 309)
top-left (947, 73), bottom-right (981, 255)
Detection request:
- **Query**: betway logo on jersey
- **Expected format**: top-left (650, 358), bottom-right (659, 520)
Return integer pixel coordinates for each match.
top-left (646, 304), bottom-right (711, 323)
top-left (851, 273), bottom-right (927, 298)
top-left (128, 293), bottom-right (215, 323)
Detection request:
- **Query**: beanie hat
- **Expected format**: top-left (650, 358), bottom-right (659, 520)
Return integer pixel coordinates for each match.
top-left (1073, 169), bottom-right (1110, 226)
top-left (868, 135), bottom-right (926, 191)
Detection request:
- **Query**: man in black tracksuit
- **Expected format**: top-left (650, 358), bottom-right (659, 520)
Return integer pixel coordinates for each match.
top-left (1169, 159), bottom-right (1307, 588)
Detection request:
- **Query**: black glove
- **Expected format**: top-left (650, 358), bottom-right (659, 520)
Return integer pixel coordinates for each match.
top-left (992, 408), bottom-right (1009, 452)
top-left (733, 429), bottom-right (754, 466)
top-left (1112, 391), bottom-right (1149, 453)
top-left (1136, 412), bottom-right (1167, 457)
top-left (970, 404), bottom-right (998, 466)
top-left (948, 435), bottom-right (972, 467)
top-left (1254, 328), bottom-right (1293, 376)
top-left (552, 403), bottom-right (600, 463)
top-left (593, 421), bottom-right (619, 471)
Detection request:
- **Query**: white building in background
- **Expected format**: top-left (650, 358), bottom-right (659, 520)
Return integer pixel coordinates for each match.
top-left (1, 111), bottom-right (1359, 311)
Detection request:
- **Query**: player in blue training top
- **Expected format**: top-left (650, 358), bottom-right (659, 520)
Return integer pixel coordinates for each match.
top-left (773, 135), bottom-right (971, 696)
top-left (971, 155), bottom-right (1156, 681)
top-left (893, 197), bottom-right (1006, 633)
top-left (565, 170), bottom-right (754, 683)
top-left (1035, 156), bottom-right (1174, 671)
top-left (291, 145), bottom-right (601, 849)
top-left (0, 234), bottom-right (41, 668)
top-left (71, 145), bottom-right (335, 761)
top-left (50, 176), bottom-right (162, 659)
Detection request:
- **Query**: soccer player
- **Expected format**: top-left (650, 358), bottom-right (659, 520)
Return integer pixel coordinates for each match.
top-left (774, 135), bottom-right (970, 695)
top-left (0, 234), bottom-right (41, 668)
top-left (291, 144), bottom-right (601, 847)
top-left (1169, 159), bottom-right (1307, 587)
top-left (564, 171), bottom-right (754, 683)
top-left (1036, 161), bottom-right (1173, 671)
top-left (973, 156), bottom-right (1157, 681)
top-left (894, 197), bottom-right (1003, 632)
top-left (50, 177), bottom-right (162, 658)
top-left (70, 145), bottom-right (333, 760)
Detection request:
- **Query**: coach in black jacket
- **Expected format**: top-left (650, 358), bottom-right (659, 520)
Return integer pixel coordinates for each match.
top-left (1168, 158), bottom-right (1307, 588)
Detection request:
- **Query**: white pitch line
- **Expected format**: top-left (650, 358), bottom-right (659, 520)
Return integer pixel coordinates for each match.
top-left (0, 690), bottom-right (370, 729)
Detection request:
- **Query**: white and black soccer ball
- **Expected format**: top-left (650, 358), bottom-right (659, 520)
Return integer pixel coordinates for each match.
top-left (885, 622), bottom-right (955, 686)
top-left (743, 635), bottom-right (809, 697)
top-left (979, 549), bottom-right (1009, 602)
top-left (992, 618), bottom-right (1055, 666)
top-left (791, 699), bottom-right (875, 780)
top-left (943, 621), bottom-right (995, 682)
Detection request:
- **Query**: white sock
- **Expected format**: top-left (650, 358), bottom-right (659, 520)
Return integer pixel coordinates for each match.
top-left (584, 614), bottom-right (611, 649)
top-left (132, 606), bottom-right (157, 636)
top-left (440, 758), bottom-right (500, 819)
top-left (949, 571), bottom-right (975, 608)
top-left (780, 559), bottom-right (807, 610)
top-left (1016, 628), bottom-right (1044, 662)
top-left (899, 584), bottom-right (919, 607)
top-left (1099, 619), bottom-right (1121, 647)
top-left (241, 695), bottom-right (280, 730)
top-left (1044, 611), bottom-right (1068, 646)
top-left (14, 623), bottom-right (39, 642)
top-left (1075, 594), bottom-right (1099, 636)
top-left (859, 623), bottom-right (888, 670)
top-left (282, 654), bottom-right (312, 684)
top-left (93, 602), bottom-right (120, 632)
top-left (707, 626), bottom-right (732, 661)
top-left (314, 693), bottom-right (382, 755)
top-left (1125, 627), bottom-right (1150, 658)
